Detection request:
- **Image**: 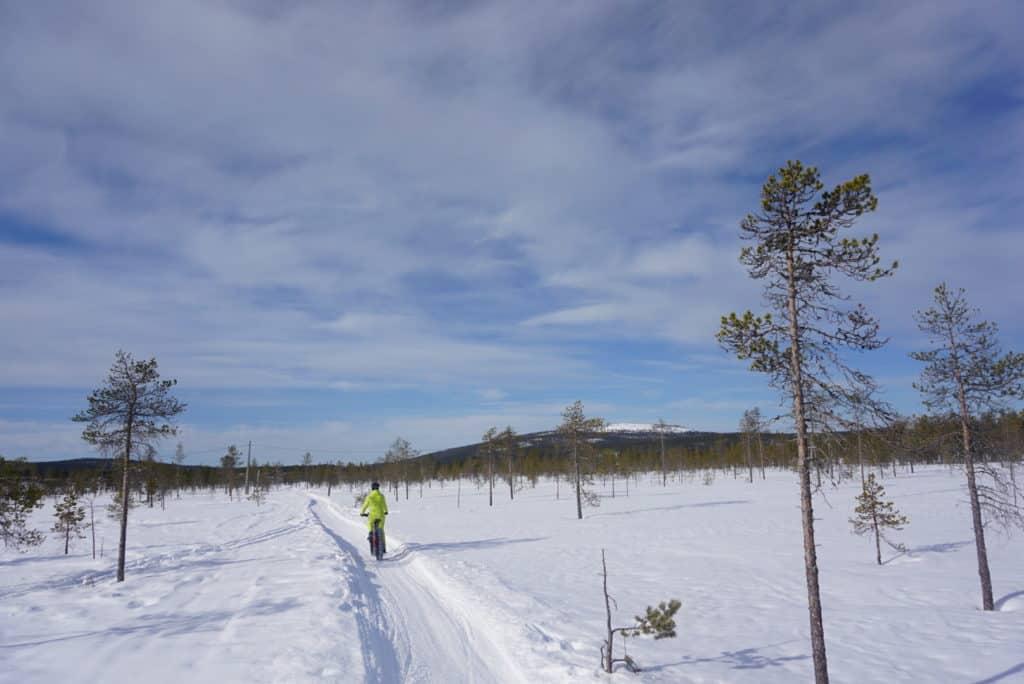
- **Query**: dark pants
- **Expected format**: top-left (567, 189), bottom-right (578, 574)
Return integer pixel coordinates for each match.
top-left (368, 522), bottom-right (386, 554)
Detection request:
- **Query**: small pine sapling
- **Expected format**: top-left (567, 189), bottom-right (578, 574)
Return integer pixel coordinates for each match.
top-left (850, 474), bottom-right (908, 565)
top-left (247, 468), bottom-right (267, 506)
top-left (601, 549), bottom-right (681, 674)
top-left (52, 487), bottom-right (88, 555)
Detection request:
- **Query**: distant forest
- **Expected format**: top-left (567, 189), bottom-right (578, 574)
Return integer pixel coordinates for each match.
top-left (5, 410), bottom-right (1022, 504)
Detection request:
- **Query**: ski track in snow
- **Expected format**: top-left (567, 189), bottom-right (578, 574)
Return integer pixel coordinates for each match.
top-left (307, 493), bottom-right (529, 684)
top-left (306, 498), bottom-right (402, 683)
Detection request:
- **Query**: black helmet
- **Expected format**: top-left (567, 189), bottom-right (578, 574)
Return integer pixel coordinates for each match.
top-left (371, 481), bottom-right (380, 490)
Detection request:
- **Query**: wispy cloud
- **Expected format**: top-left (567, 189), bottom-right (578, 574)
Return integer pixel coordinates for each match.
top-left (1, 1), bottom-right (1021, 460)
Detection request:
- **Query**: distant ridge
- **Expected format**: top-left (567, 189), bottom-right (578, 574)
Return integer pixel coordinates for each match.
top-left (420, 427), bottom-right (740, 466)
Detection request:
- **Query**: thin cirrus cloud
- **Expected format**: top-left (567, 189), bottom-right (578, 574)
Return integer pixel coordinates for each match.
top-left (0, 1), bottom-right (1021, 462)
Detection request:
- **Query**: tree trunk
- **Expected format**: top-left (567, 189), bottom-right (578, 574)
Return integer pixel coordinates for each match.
top-left (858, 431), bottom-right (865, 484)
top-left (872, 509), bottom-right (881, 566)
top-left (787, 247), bottom-right (829, 683)
top-left (64, 524), bottom-right (70, 555)
top-left (244, 442), bottom-right (251, 495)
top-left (757, 431), bottom-right (766, 480)
top-left (745, 434), bottom-right (754, 483)
top-left (602, 549), bottom-right (613, 673)
top-left (573, 437), bottom-right (583, 520)
top-left (488, 453), bottom-right (494, 507)
top-left (1011, 461), bottom-right (1018, 507)
top-left (660, 433), bottom-right (667, 487)
top-left (949, 332), bottom-right (995, 610)
top-left (965, 460), bottom-right (993, 607)
top-left (117, 410), bottom-right (133, 582)
top-left (90, 498), bottom-right (96, 560)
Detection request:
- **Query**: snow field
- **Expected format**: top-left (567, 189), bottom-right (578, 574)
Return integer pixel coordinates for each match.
top-left (2, 466), bottom-right (1023, 683)
top-left (1, 496), bottom-right (367, 683)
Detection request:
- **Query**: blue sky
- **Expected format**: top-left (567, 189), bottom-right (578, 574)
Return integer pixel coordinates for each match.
top-left (1, 1), bottom-right (1022, 465)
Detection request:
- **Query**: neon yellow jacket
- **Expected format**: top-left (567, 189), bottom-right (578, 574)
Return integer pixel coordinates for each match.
top-left (360, 489), bottom-right (388, 529)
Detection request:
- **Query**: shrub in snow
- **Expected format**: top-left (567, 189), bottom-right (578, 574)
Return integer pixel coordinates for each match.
top-left (600, 549), bottom-right (680, 674)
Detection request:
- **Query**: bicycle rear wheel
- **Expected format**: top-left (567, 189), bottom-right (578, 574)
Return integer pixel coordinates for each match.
top-left (373, 521), bottom-right (384, 561)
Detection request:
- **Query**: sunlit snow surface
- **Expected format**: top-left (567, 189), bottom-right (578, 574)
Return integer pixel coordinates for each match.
top-left (2, 467), bottom-right (1023, 683)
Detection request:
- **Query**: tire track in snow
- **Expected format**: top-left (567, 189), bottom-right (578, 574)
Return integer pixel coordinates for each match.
top-left (307, 500), bottom-right (403, 684)
top-left (309, 494), bottom-right (530, 684)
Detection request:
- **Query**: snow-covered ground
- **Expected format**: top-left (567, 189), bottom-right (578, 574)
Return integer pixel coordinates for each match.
top-left (2, 466), bottom-right (1022, 683)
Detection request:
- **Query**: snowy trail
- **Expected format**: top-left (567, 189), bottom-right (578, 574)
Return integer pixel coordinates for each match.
top-left (307, 493), bottom-right (530, 684)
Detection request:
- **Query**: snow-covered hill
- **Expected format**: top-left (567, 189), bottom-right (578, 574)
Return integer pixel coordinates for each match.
top-left (2, 468), bottom-right (1022, 682)
top-left (603, 421), bottom-right (691, 434)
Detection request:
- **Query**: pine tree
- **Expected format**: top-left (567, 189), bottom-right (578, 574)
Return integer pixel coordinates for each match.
top-left (911, 283), bottom-right (1024, 610)
top-left (850, 474), bottom-right (908, 565)
top-left (739, 409), bottom-right (765, 482)
top-left (480, 427), bottom-right (498, 507)
top-left (221, 446), bottom-right (241, 499)
top-left (654, 418), bottom-right (670, 486)
top-left (173, 442), bottom-right (186, 499)
top-left (383, 438), bottom-right (416, 500)
top-left (0, 456), bottom-right (45, 550)
top-left (559, 401), bottom-right (605, 520)
top-left (52, 487), bottom-right (88, 555)
top-left (500, 426), bottom-right (518, 501)
top-left (717, 161), bottom-right (895, 683)
top-left (301, 451), bottom-right (313, 488)
top-left (73, 351), bottom-right (185, 582)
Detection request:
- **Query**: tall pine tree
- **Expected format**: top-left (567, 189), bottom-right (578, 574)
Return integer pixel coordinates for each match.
top-left (559, 401), bottom-right (605, 520)
top-left (73, 351), bottom-right (185, 582)
top-left (911, 283), bottom-right (1024, 609)
top-left (718, 161), bottom-right (895, 683)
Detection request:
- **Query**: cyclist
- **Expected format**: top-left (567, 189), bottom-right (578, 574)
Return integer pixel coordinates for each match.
top-left (360, 481), bottom-right (389, 554)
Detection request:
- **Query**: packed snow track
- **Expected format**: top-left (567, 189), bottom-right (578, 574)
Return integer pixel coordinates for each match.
top-left (307, 493), bottom-right (529, 684)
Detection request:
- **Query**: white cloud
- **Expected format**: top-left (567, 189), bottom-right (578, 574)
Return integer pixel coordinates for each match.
top-left (478, 388), bottom-right (507, 402)
top-left (1, 1), bottom-right (1022, 458)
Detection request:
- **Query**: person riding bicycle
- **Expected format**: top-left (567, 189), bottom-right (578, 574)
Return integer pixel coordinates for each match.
top-left (360, 481), bottom-right (388, 554)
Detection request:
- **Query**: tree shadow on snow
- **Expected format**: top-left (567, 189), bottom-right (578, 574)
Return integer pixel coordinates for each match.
top-left (647, 642), bottom-right (809, 673)
top-left (387, 537), bottom-right (546, 562)
top-left (588, 500), bottom-right (751, 519)
top-left (881, 539), bottom-right (973, 565)
top-left (906, 540), bottom-right (972, 554)
top-left (994, 590), bottom-right (1024, 611)
top-left (136, 519), bottom-right (202, 527)
top-left (974, 661), bottom-right (1024, 684)
top-left (0, 553), bottom-right (79, 567)
top-left (0, 524), bottom-right (302, 600)
top-left (0, 597), bottom-right (300, 650)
